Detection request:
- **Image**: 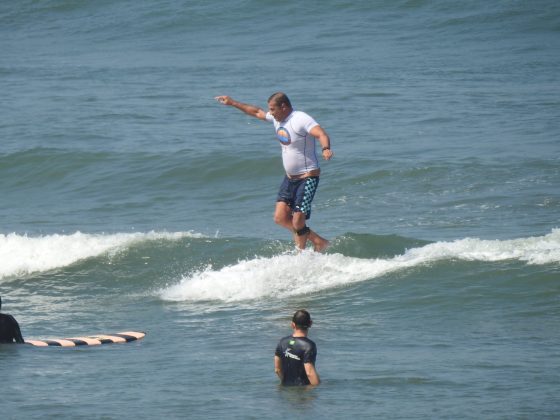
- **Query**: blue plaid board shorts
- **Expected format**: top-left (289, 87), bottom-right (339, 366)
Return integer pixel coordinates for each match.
top-left (276, 176), bottom-right (320, 220)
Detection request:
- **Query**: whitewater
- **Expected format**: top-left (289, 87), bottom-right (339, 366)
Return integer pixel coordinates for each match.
top-left (3, 229), bottom-right (558, 297)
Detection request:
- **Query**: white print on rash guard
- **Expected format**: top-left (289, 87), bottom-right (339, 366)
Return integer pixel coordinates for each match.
top-left (266, 110), bottom-right (320, 176)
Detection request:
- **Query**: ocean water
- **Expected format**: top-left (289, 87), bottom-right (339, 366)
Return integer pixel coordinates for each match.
top-left (1, 0), bottom-right (559, 418)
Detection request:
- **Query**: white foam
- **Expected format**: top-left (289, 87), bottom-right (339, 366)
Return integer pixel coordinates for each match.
top-left (160, 229), bottom-right (560, 302)
top-left (407, 228), bottom-right (560, 265)
top-left (0, 231), bottom-right (203, 280)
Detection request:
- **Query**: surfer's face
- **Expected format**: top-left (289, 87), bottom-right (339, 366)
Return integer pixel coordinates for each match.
top-left (268, 101), bottom-right (290, 121)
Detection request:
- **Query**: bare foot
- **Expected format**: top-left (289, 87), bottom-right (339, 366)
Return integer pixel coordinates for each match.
top-left (313, 237), bottom-right (330, 253)
top-left (307, 230), bottom-right (329, 252)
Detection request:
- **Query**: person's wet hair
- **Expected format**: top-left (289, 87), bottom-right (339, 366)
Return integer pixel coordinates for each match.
top-left (292, 309), bottom-right (312, 329)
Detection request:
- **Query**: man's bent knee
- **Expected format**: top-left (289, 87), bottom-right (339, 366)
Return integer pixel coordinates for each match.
top-left (274, 213), bottom-right (288, 226)
top-left (274, 203), bottom-right (291, 225)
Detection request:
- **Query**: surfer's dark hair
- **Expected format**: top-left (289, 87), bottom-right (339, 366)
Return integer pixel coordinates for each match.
top-left (292, 309), bottom-right (312, 330)
top-left (268, 92), bottom-right (292, 108)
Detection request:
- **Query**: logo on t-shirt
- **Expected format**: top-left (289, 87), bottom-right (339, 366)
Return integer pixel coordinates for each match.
top-left (276, 127), bottom-right (291, 145)
top-left (284, 349), bottom-right (301, 360)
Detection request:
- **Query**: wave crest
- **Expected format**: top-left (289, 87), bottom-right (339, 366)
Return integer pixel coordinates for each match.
top-left (0, 231), bottom-right (203, 280)
top-left (160, 229), bottom-right (560, 302)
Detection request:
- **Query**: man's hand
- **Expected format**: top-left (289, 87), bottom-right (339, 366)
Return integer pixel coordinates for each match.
top-left (215, 95), bottom-right (233, 105)
top-left (322, 148), bottom-right (334, 160)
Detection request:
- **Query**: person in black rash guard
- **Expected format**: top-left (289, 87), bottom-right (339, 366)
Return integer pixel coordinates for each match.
top-left (0, 296), bottom-right (24, 344)
top-left (274, 309), bottom-right (320, 386)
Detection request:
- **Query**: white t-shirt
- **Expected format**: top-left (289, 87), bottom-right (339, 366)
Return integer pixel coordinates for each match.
top-left (265, 110), bottom-right (320, 176)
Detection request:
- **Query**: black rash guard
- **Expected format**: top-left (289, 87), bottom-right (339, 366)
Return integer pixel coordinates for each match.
top-left (275, 335), bottom-right (317, 386)
top-left (0, 313), bottom-right (24, 343)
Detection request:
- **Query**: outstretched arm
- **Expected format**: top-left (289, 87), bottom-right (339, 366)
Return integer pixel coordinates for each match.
top-left (215, 96), bottom-right (267, 120)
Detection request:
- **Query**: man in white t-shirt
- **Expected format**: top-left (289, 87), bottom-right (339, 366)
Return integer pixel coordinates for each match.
top-left (215, 92), bottom-right (333, 251)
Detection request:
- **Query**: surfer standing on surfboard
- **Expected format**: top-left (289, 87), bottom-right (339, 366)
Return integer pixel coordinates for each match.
top-left (215, 92), bottom-right (333, 252)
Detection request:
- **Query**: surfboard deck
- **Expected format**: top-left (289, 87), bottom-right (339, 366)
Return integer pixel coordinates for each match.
top-left (25, 331), bottom-right (145, 347)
